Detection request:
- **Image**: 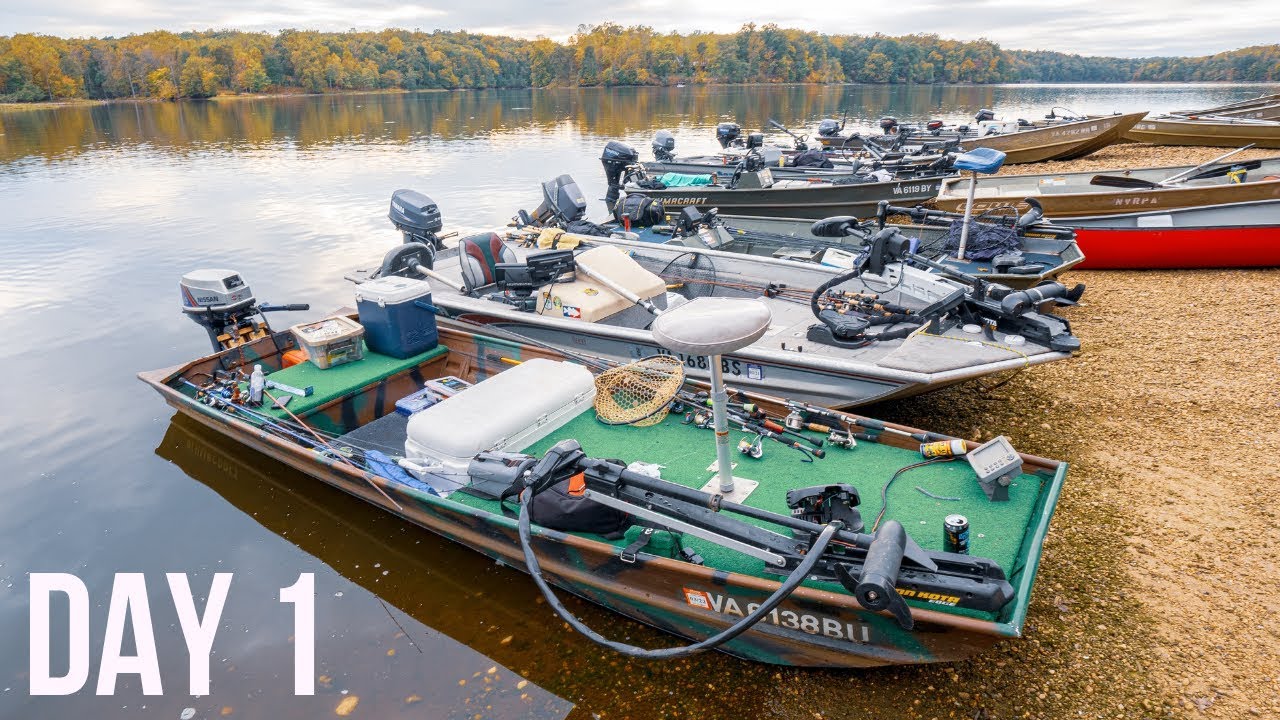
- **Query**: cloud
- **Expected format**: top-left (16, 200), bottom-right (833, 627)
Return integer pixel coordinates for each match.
top-left (2, 0), bottom-right (1279, 58)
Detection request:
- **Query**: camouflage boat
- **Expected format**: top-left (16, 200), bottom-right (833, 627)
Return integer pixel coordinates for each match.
top-left (141, 274), bottom-right (1066, 668)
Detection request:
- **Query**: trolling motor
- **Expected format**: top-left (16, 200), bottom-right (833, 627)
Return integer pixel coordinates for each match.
top-left (389, 189), bottom-right (444, 249)
top-left (492, 439), bottom-right (1015, 637)
top-left (651, 130), bottom-right (676, 161)
top-left (180, 270), bottom-right (308, 353)
top-left (809, 220), bottom-right (1084, 352)
top-left (601, 141), bottom-right (641, 214)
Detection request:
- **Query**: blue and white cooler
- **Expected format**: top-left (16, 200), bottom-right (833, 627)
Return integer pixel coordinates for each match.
top-left (354, 276), bottom-right (439, 358)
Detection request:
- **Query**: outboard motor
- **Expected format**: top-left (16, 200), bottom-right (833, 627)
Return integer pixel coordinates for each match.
top-left (715, 122), bottom-right (742, 148)
top-left (879, 117), bottom-right (899, 135)
top-left (926, 120), bottom-right (945, 134)
top-left (975, 109), bottom-right (996, 123)
top-left (652, 130), bottom-right (676, 161)
top-left (389, 189), bottom-right (444, 249)
top-left (601, 141), bottom-right (640, 213)
top-left (180, 270), bottom-right (308, 353)
top-left (817, 118), bottom-right (842, 137)
top-left (533, 174), bottom-right (589, 225)
top-left (745, 132), bottom-right (764, 150)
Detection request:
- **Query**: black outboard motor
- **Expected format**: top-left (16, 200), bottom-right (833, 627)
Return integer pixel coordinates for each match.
top-left (817, 118), bottom-right (842, 137)
top-left (601, 141), bottom-right (640, 213)
top-left (533, 174), bottom-right (588, 225)
top-left (975, 109), bottom-right (996, 123)
top-left (879, 117), bottom-right (899, 134)
top-left (652, 130), bottom-right (676, 161)
top-left (389, 189), bottom-right (444, 249)
top-left (716, 122), bottom-right (742, 148)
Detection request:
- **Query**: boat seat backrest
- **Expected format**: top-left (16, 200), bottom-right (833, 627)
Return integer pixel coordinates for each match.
top-left (458, 232), bottom-right (517, 293)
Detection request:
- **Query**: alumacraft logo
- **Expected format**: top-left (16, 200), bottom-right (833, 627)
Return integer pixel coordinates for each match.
top-left (662, 197), bottom-right (707, 206)
top-left (681, 587), bottom-right (870, 643)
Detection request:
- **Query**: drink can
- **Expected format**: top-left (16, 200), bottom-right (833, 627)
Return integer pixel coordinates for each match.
top-left (920, 439), bottom-right (968, 458)
top-left (944, 514), bottom-right (970, 554)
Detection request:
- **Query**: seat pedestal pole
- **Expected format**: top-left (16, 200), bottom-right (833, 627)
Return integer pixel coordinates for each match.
top-left (709, 356), bottom-right (735, 494)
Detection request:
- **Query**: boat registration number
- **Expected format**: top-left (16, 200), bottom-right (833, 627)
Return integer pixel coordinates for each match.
top-left (643, 347), bottom-right (761, 378)
top-left (682, 588), bottom-right (870, 643)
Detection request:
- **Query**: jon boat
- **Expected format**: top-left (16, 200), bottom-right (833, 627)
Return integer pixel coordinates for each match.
top-left (603, 140), bottom-right (947, 221)
top-left (1124, 114), bottom-right (1280, 149)
top-left (1063, 199), bottom-right (1280, 269)
top-left (1171, 93), bottom-right (1280, 121)
top-left (523, 174), bottom-right (1083, 288)
top-left (141, 270), bottom-right (1067, 668)
top-left (816, 112), bottom-right (1146, 165)
top-left (377, 193), bottom-right (1082, 409)
top-left (933, 155), bottom-right (1280, 217)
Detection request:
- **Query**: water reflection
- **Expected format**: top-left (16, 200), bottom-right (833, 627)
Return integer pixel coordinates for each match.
top-left (6, 83), bottom-right (1277, 166)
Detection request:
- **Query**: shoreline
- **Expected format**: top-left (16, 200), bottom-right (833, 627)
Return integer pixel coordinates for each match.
top-left (5, 80), bottom-right (1278, 111)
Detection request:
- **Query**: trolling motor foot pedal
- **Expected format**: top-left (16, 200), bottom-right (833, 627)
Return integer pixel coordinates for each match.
top-left (701, 475), bottom-right (759, 503)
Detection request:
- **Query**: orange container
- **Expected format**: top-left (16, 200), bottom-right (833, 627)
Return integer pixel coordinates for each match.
top-left (282, 349), bottom-right (308, 368)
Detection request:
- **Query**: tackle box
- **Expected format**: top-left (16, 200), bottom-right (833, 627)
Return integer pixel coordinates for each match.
top-left (395, 377), bottom-right (472, 417)
top-left (354, 276), bottom-right (439, 359)
top-left (395, 387), bottom-right (445, 417)
top-left (289, 316), bottom-right (365, 370)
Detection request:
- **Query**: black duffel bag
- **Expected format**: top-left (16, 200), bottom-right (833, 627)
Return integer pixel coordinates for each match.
top-left (615, 194), bottom-right (666, 227)
top-left (529, 477), bottom-right (632, 537)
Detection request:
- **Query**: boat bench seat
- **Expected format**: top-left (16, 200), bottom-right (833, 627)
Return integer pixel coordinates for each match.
top-left (249, 342), bottom-right (449, 419)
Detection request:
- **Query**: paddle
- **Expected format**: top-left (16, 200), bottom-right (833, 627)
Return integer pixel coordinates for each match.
top-left (1090, 150), bottom-right (1262, 190)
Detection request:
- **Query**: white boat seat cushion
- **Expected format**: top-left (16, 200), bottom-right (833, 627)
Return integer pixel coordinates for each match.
top-left (651, 297), bottom-right (772, 356)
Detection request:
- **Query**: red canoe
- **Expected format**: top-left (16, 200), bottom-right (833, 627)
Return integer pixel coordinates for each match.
top-left (1061, 200), bottom-right (1280, 269)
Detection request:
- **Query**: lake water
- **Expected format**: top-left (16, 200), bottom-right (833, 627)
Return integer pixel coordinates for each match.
top-left (1, 83), bottom-right (1276, 719)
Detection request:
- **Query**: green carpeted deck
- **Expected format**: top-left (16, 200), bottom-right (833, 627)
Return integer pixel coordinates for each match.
top-left (450, 409), bottom-right (1050, 620)
top-left (246, 343), bottom-right (448, 418)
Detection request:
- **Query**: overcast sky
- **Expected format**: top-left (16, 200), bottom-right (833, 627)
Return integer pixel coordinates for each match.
top-left (4, 0), bottom-right (1278, 58)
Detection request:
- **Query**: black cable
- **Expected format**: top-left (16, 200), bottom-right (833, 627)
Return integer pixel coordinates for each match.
top-left (518, 489), bottom-right (839, 659)
top-left (871, 457), bottom-right (958, 532)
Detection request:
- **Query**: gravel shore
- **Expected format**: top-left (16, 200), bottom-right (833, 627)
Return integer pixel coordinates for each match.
top-left (861, 142), bottom-right (1280, 719)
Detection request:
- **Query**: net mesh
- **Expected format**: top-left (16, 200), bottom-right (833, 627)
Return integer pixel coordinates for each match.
top-left (593, 355), bottom-right (685, 426)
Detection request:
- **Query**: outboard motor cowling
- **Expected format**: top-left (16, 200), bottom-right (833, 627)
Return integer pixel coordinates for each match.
top-left (389, 189), bottom-right (444, 248)
top-left (652, 130), bottom-right (676, 161)
top-left (975, 109), bottom-right (996, 123)
top-left (716, 122), bottom-right (742, 148)
top-left (817, 118), bottom-right (841, 137)
top-left (180, 270), bottom-right (308, 353)
top-left (533, 174), bottom-right (589, 225)
top-left (879, 117), bottom-right (899, 134)
top-left (601, 141), bottom-right (640, 212)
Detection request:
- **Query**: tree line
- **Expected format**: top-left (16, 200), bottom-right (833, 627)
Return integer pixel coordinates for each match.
top-left (2, 24), bottom-right (1278, 102)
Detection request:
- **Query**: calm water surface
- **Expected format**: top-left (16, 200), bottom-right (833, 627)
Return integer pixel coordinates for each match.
top-left (1, 83), bottom-right (1276, 719)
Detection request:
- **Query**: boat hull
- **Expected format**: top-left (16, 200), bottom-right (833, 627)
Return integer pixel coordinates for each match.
top-left (1063, 200), bottom-right (1280, 269)
top-left (954, 112), bottom-right (1146, 164)
top-left (934, 159), bottom-right (1280, 217)
top-left (817, 113), bottom-right (1145, 164)
top-left (631, 176), bottom-right (946, 220)
top-left (1124, 118), bottom-right (1280, 148)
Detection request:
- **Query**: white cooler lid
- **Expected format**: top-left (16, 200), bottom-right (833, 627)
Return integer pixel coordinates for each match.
top-left (405, 359), bottom-right (595, 463)
top-left (355, 276), bottom-right (433, 306)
